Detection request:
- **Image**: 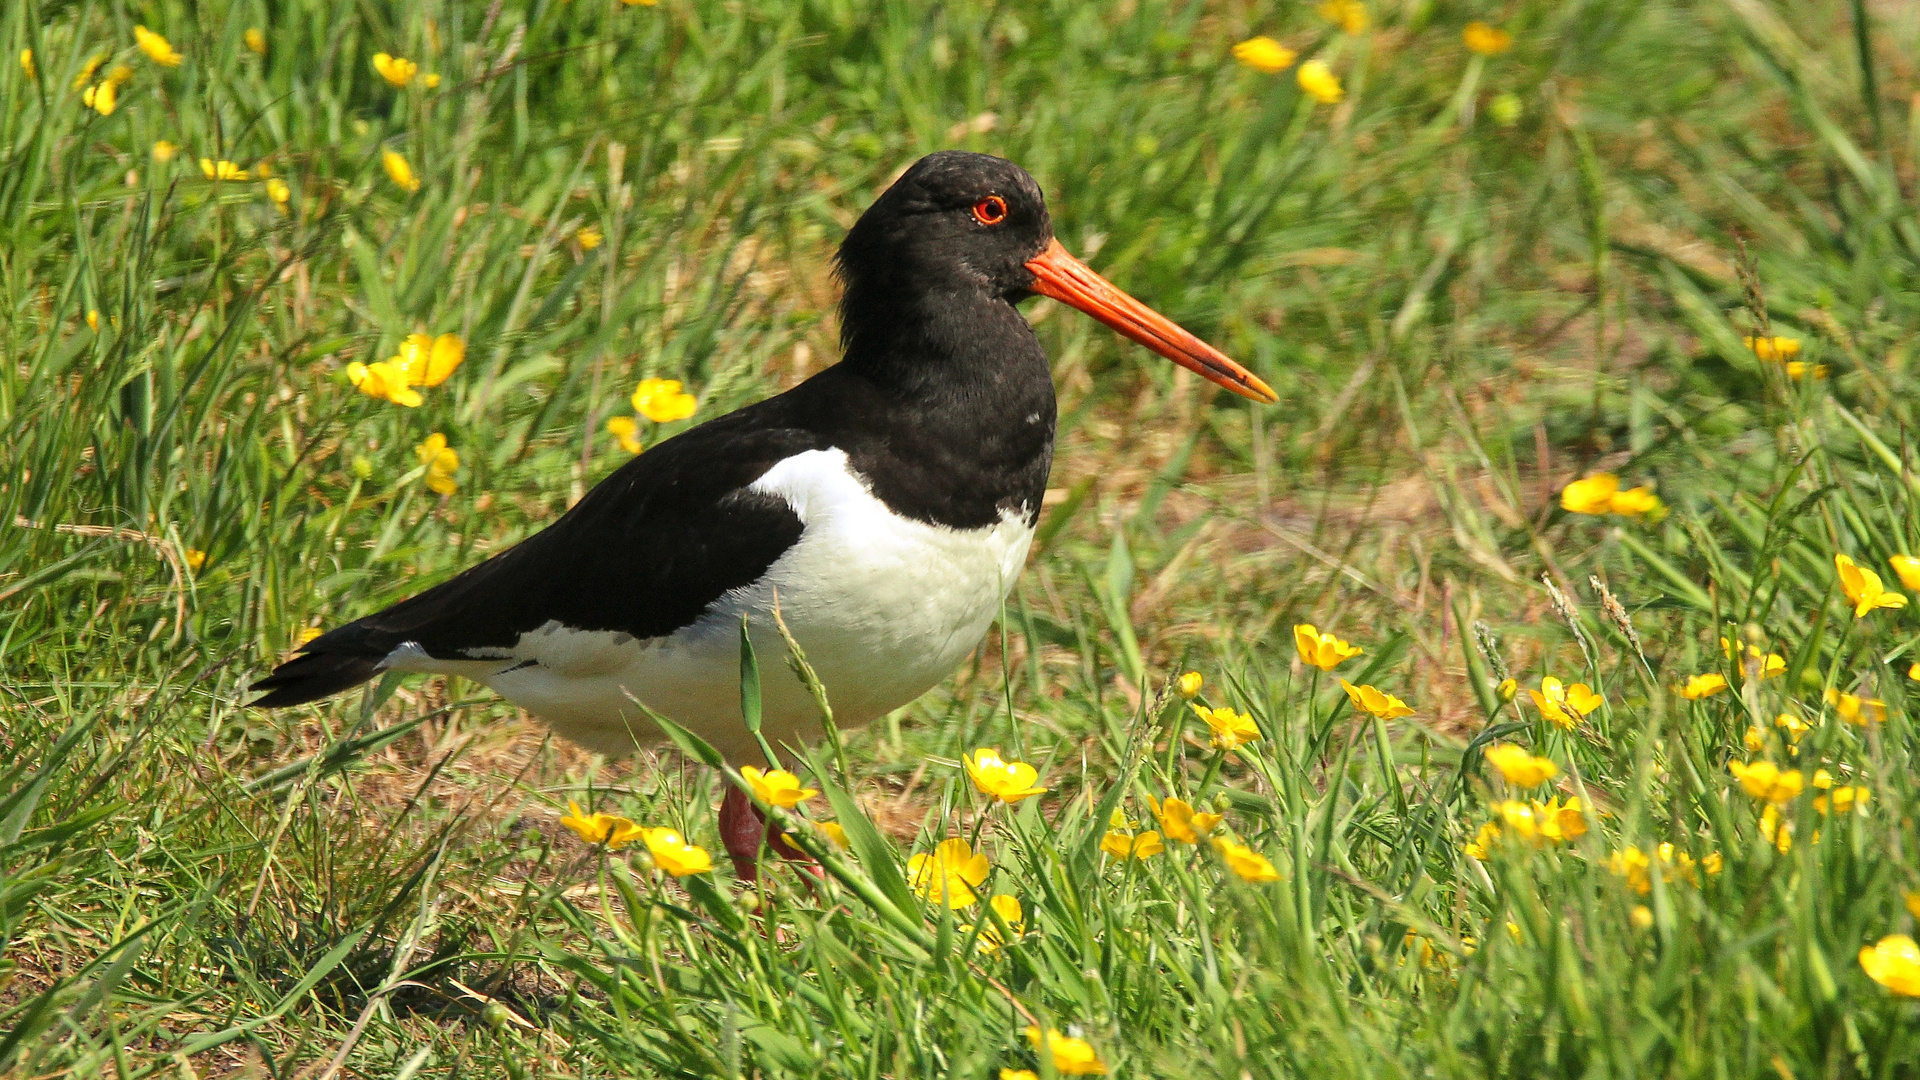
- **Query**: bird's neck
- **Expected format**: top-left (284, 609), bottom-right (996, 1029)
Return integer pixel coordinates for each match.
top-left (820, 282), bottom-right (1057, 529)
top-left (839, 284), bottom-right (1052, 404)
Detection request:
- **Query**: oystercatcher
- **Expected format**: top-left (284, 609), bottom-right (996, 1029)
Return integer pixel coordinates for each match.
top-left (254, 151), bottom-right (1275, 876)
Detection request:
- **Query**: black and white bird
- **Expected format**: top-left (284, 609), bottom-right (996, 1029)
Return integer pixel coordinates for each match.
top-left (253, 151), bottom-right (1275, 875)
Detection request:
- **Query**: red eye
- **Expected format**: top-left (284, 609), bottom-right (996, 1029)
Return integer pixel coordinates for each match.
top-left (971, 196), bottom-right (1008, 226)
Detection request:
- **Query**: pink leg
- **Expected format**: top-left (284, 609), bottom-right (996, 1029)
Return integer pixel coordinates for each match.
top-left (718, 783), bottom-right (817, 882)
top-left (719, 784), bottom-right (764, 881)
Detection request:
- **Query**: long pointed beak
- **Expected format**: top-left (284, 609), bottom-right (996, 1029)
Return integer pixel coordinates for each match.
top-left (1024, 238), bottom-right (1277, 404)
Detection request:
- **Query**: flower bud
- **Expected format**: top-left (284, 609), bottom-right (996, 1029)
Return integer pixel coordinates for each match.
top-left (1496, 678), bottom-right (1518, 703)
top-left (1175, 671), bottom-right (1203, 699)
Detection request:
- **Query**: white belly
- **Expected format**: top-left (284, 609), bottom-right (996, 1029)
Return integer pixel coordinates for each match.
top-left (391, 448), bottom-right (1035, 762)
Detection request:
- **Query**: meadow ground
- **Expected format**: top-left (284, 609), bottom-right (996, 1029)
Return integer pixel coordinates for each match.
top-left (7, 0), bottom-right (1920, 1076)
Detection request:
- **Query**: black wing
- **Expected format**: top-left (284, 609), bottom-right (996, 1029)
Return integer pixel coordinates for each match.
top-left (251, 404), bottom-right (826, 707)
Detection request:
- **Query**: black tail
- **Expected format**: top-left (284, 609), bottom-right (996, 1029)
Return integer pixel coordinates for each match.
top-left (251, 650), bottom-right (383, 707)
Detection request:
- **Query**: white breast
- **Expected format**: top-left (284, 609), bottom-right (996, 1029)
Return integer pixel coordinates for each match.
top-left (389, 448), bottom-right (1035, 761)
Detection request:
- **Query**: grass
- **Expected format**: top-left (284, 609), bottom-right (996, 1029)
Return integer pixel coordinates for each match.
top-left (7, 0), bottom-right (1920, 1075)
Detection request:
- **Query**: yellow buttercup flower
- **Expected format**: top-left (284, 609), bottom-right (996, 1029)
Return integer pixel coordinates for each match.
top-left (1560, 473), bottom-right (1624, 512)
top-left (1489, 799), bottom-right (1585, 844)
top-left (1484, 744), bottom-right (1557, 789)
top-left (1743, 726), bottom-right (1767, 753)
top-left (152, 141), bottom-right (177, 162)
top-left (1607, 848), bottom-right (1652, 893)
top-left (960, 894), bottom-right (1025, 952)
top-left (1175, 671), bottom-right (1204, 699)
top-left (1721, 639), bottom-right (1787, 680)
top-left (1191, 703), bottom-right (1260, 750)
top-left (245, 28), bottom-right (267, 55)
top-left (1889, 555), bottom-right (1920, 592)
top-left (1100, 830), bottom-right (1163, 860)
top-left (577, 226), bottom-right (603, 250)
top-left (1024, 1028), bottom-right (1105, 1076)
top-left (1149, 796), bottom-right (1223, 844)
top-left (1536, 797), bottom-right (1587, 841)
top-left (1462, 21), bottom-right (1512, 55)
top-left (383, 150), bottom-right (421, 193)
top-left (908, 838), bottom-right (990, 909)
top-left (783, 819), bottom-right (852, 852)
top-left (963, 748), bottom-right (1048, 804)
top-left (640, 826), bottom-right (713, 876)
top-left (1775, 712), bottom-right (1812, 744)
top-left (1814, 784), bottom-right (1869, 816)
top-left (135, 26), bottom-right (183, 67)
top-left (1836, 553), bottom-right (1907, 617)
top-left (1001, 1071), bottom-right (1039, 1080)
top-left (1743, 335), bottom-right (1800, 360)
top-left (1462, 821), bottom-right (1500, 860)
top-left (1496, 677), bottom-right (1519, 702)
top-left (1608, 485), bottom-right (1665, 517)
top-left (1293, 623), bottom-right (1362, 670)
top-left (1608, 844), bottom-right (1704, 895)
top-left (621, 0), bottom-right (661, 5)
top-left (346, 360), bottom-right (423, 406)
top-left (1675, 673), bottom-right (1728, 700)
top-left (265, 177), bottom-right (290, 207)
top-left (1527, 676), bottom-right (1602, 729)
top-left (372, 52), bottom-right (418, 87)
top-left (86, 310), bottom-right (100, 331)
top-left (559, 801), bottom-right (642, 849)
top-left (392, 333), bottom-right (465, 387)
top-left (184, 549), bottom-right (207, 572)
top-left (71, 53), bottom-right (106, 90)
top-left (414, 433), bottom-right (460, 495)
top-left (739, 766), bottom-right (818, 808)
top-left (1861, 936), bottom-right (1920, 996)
top-left (1318, 0), bottom-right (1368, 34)
top-left (82, 80), bottom-right (117, 116)
top-left (632, 377), bottom-right (698, 422)
top-left (1825, 688), bottom-right (1888, 726)
top-left (1494, 799), bottom-right (1539, 840)
top-left (20, 49), bottom-right (34, 81)
top-left (1231, 36), bottom-right (1296, 74)
top-left (1213, 837), bottom-right (1282, 882)
top-left (1728, 759), bottom-right (1803, 804)
top-left (1560, 473), bottom-right (1662, 517)
top-left (1296, 59), bottom-right (1343, 104)
top-left (1339, 680), bottom-right (1414, 719)
top-left (200, 158), bottom-right (250, 181)
top-left (1630, 905), bottom-right (1654, 930)
top-left (605, 416), bottom-right (643, 454)
top-left (1757, 804), bottom-right (1797, 853)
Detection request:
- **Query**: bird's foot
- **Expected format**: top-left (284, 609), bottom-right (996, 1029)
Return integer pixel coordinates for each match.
top-left (718, 783), bottom-right (815, 882)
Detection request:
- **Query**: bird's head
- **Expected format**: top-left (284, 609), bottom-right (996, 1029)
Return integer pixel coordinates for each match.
top-left (838, 151), bottom-right (1276, 404)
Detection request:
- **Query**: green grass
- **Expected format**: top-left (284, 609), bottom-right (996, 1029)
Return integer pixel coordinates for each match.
top-left (8, 0), bottom-right (1920, 1076)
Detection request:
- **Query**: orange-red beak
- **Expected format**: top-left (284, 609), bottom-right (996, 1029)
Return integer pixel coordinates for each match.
top-left (1024, 238), bottom-right (1277, 404)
